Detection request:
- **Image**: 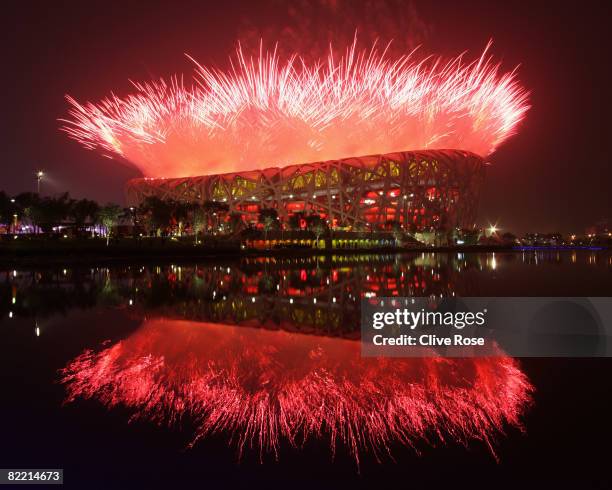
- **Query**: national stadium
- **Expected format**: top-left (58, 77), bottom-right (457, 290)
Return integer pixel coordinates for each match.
top-left (125, 149), bottom-right (485, 233)
top-left (62, 42), bottom-right (528, 243)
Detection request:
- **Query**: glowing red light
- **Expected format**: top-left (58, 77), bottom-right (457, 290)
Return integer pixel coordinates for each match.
top-left (61, 42), bottom-right (529, 178)
top-left (60, 318), bottom-right (533, 465)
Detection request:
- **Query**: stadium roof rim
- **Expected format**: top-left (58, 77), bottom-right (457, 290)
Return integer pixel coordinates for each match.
top-left (135, 148), bottom-right (484, 182)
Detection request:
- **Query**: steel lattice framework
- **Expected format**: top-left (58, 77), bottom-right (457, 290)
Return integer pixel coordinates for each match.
top-left (126, 149), bottom-right (485, 231)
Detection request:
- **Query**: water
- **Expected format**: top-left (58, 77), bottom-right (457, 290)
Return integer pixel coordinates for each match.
top-left (1, 251), bottom-right (611, 489)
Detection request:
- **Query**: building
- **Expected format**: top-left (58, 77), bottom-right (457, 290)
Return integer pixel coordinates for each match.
top-left (126, 148), bottom-right (485, 236)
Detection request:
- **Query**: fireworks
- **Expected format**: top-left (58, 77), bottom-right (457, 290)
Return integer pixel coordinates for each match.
top-left (60, 318), bottom-right (533, 465)
top-left (62, 42), bottom-right (529, 178)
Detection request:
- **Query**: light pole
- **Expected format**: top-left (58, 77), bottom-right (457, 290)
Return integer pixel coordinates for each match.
top-left (36, 170), bottom-right (44, 194)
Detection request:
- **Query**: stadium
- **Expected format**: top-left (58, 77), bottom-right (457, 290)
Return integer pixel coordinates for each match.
top-left (126, 149), bottom-right (485, 234)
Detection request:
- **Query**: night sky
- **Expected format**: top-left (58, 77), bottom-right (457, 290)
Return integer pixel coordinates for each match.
top-left (1, 0), bottom-right (610, 234)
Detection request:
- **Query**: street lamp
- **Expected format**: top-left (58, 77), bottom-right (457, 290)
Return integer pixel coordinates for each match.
top-left (36, 170), bottom-right (45, 194)
top-left (488, 224), bottom-right (499, 236)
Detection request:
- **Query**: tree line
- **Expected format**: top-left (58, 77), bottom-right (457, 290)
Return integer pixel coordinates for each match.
top-left (0, 192), bottom-right (236, 239)
top-left (3, 189), bottom-right (450, 250)
top-left (0, 191), bottom-right (341, 245)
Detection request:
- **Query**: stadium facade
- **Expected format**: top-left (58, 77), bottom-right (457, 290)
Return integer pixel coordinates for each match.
top-left (126, 149), bottom-right (485, 234)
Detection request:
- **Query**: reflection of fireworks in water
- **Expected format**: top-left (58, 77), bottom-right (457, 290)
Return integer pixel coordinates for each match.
top-left (60, 319), bottom-right (532, 465)
top-left (62, 42), bottom-right (529, 178)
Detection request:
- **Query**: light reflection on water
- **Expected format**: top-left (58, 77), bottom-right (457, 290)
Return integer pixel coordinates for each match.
top-left (59, 318), bottom-right (532, 465)
top-left (4, 250), bottom-right (610, 332)
top-left (1, 251), bottom-right (610, 464)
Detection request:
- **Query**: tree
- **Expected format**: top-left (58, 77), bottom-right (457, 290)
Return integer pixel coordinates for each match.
top-left (140, 196), bottom-right (172, 236)
top-left (258, 208), bottom-right (279, 246)
top-left (201, 200), bottom-right (216, 233)
top-left (386, 220), bottom-right (403, 247)
top-left (191, 204), bottom-right (206, 245)
top-left (0, 192), bottom-right (13, 232)
top-left (215, 202), bottom-right (230, 233)
top-left (168, 200), bottom-right (191, 237)
top-left (306, 214), bottom-right (328, 249)
top-left (202, 200), bottom-right (230, 234)
top-left (134, 203), bottom-right (152, 236)
top-left (98, 204), bottom-right (123, 246)
top-left (124, 206), bottom-right (139, 237)
top-left (13, 192), bottom-right (40, 233)
top-left (501, 232), bottom-right (517, 244)
top-left (26, 193), bottom-right (72, 233)
top-left (70, 198), bottom-right (100, 236)
top-left (288, 212), bottom-right (305, 231)
top-left (227, 212), bottom-right (244, 235)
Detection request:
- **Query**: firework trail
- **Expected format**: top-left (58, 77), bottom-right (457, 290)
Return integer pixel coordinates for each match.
top-left (60, 318), bottom-right (533, 466)
top-left (61, 41), bottom-right (529, 178)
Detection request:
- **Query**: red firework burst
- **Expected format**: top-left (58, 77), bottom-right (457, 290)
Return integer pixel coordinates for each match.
top-left (61, 42), bottom-right (529, 178)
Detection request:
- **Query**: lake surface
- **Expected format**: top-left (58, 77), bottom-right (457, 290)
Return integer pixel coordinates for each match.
top-left (1, 251), bottom-right (611, 489)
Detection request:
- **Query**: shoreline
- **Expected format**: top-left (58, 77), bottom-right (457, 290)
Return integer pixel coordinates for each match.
top-left (0, 241), bottom-right (606, 268)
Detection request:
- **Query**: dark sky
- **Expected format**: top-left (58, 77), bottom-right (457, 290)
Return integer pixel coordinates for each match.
top-left (1, 0), bottom-right (611, 234)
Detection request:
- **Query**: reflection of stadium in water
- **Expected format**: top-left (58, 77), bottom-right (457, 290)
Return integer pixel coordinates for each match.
top-left (3, 251), bottom-right (610, 336)
top-left (145, 253), bottom-right (483, 336)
